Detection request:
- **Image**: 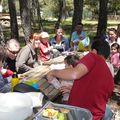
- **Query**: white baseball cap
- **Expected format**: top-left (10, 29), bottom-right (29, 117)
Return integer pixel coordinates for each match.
top-left (40, 32), bottom-right (49, 38)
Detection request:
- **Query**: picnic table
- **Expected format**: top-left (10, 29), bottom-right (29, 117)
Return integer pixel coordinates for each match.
top-left (20, 56), bottom-right (65, 101)
top-left (20, 52), bottom-right (85, 101)
top-left (20, 54), bottom-right (86, 120)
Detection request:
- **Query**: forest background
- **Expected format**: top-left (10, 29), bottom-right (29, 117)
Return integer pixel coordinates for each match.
top-left (0, 0), bottom-right (120, 46)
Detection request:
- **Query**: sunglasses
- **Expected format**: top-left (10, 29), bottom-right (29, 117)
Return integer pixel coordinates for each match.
top-left (7, 48), bottom-right (19, 54)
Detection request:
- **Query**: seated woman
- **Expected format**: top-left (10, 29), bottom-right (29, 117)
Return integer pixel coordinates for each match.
top-left (16, 33), bottom-right (40, 74)
top-left (106, 28), bottom-right (120, 46)
top-left (50, 28), bottom-right (69, 53)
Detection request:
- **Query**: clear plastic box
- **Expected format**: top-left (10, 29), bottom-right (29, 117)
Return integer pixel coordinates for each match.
top-left (34, 101), bottom-right (92, 120)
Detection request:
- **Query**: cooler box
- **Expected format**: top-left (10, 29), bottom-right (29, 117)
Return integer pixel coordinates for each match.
top-left (34, 101), bottom-right (92, 120)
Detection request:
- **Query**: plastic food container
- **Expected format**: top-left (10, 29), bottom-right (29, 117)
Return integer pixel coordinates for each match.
top-left (0, 92), bottom-right (33, 120)
top-left (34, 101), bottom-right (92, 120)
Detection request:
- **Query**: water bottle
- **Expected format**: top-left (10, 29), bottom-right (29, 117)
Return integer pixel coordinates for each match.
top-left (11, 72), bottom-right (20, 91)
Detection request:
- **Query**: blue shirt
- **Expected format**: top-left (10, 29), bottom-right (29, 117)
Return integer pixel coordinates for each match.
top-left (50, 36), bottom-right (69, 52)
top-left (71, 31), bottom-right (88, 49)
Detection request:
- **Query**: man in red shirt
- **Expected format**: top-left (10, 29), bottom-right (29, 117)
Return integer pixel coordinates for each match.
top-left (47, 40), bottom-right (114, 120)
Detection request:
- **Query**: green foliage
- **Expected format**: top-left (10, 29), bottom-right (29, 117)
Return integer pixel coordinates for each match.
top-left (2, 0), bottom-right (8, 12)
top-left (1, 0), bottom-right (120, 20)
top-left (108, 0), bottom-right (120, 14)
top-left (41, 0), bottom-right (73, 19)
top-left (41, 0), bottom-right (59, 18)
top-left (84, 0), bottom-right (99, 16)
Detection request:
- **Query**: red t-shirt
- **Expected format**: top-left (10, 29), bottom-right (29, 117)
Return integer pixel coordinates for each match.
top-left (39, 42), bottom-right (50, 61)
top-left (68, 52), bottom-right (114, 120)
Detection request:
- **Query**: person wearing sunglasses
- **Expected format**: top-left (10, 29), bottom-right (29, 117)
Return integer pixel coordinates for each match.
top-left (3, 39), bottom-right (20, 72)
top-left (16, 33), bottom-right (40, 74)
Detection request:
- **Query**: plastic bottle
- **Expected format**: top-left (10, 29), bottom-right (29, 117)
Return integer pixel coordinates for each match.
top-left (11, 72), bottom-right (20, 91)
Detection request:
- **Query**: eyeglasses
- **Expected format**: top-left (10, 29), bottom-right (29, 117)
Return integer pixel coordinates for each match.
top-left (7, 48), bottom-right (19, 54)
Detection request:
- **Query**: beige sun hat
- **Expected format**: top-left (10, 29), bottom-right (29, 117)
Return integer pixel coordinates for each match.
top-left (40, 32), bottom-right (49, 38)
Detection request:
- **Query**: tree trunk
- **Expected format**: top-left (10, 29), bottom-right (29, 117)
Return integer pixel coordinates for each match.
top-left (55, 0), bottom-right (66, 29)
top-left (19, 0), bottom-right (31, 44)
top-left (8, 0), bottom-right (19, 40)
top-left (36, 0), bottom-right (43, 31)
top-left (0, 23), bottom-right (5, 45)
top-left (72, 0), bottom-right (84, 32)
top-left (96, 0), bottom-right (108, 38)
top-left (31, 0), bottom-right (36, 27)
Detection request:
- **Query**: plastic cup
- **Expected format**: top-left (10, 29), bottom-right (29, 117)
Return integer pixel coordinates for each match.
top-left (11, 78), bottom-right (20, 90)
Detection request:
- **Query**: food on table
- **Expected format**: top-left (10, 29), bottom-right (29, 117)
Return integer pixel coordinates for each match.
top-left (57, 113), bottom-right (67, 120)
top-left (42, 107), bottom-right (69, 120)
top-left (59, 108), bottom-right (70, 114)
top-left (42, 108), bottom-right (59, 119)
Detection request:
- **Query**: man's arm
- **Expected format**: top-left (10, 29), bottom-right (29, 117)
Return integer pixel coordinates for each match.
top-left (47, 63), bottom-right (88, 81)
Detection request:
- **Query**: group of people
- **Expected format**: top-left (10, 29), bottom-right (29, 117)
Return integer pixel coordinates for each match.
top-left (47, 40), bottom-right (114, 120)
top-left (0, 27), bottom-right (74, 92)
top-left (0, 23), bottom-right (120, 120)
top-left (46, 24), bottom-right (120, 120)
top-left (16, 24), bottom-right (90, 74)
top-left (105, 24), bottom-right (120, 76)
top-left (0, 22), bottom-right (91, 74)
top-left (1, 29), bottom-right (69, 74)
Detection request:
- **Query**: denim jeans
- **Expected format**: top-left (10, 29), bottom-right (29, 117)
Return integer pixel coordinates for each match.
top-left (0, 73), bottom-right (11, 93)
top-left (103, 105), bottom-right (113, 120)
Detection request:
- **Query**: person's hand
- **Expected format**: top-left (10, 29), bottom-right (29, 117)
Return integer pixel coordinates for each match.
top-left (48, 46), bottom-right (53, 51)
top-left (79, 35), bottom-right (84, 40)
top-left (73, 39), bottom-right (80, 45)
top-left (52, 48), bottom-right (58, 52)
top-left (46, 70), bottom-right (55, 83)
top-left (59, 85), bottom-right (72, 94)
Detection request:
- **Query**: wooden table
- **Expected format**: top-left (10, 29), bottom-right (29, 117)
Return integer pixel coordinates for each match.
top-left (20, 53), bottom-right (85, 101)
top-left (20, 56), bottom-right (66, 101)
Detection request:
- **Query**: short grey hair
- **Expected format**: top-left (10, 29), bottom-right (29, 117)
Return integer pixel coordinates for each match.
top-left (6, 39), bottom-right (20, 49)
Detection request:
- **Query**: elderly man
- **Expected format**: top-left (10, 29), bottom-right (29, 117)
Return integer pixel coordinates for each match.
top-left (4, 39), bottom-right (20, 72)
